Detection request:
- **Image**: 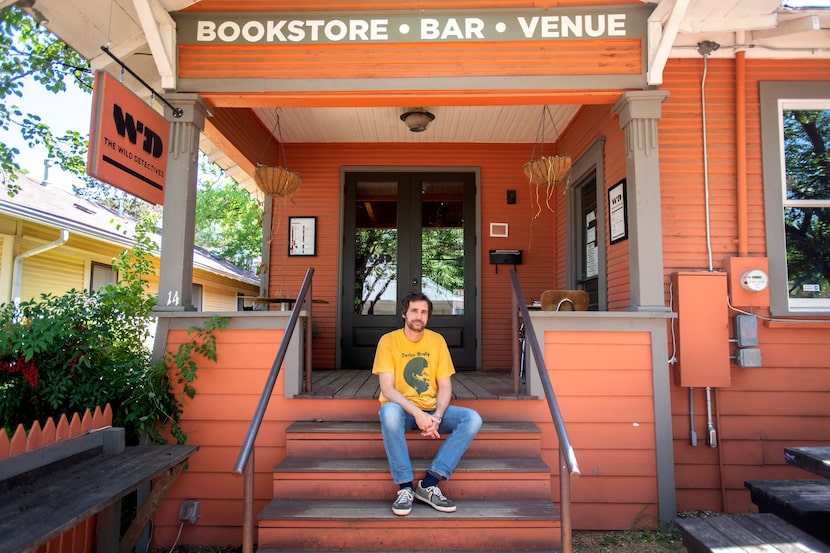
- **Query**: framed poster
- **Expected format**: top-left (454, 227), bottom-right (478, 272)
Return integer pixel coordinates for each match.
top-left (608, 179), bottom-right (628, 244)
top-left (289, 216), bottom-right (317, 256)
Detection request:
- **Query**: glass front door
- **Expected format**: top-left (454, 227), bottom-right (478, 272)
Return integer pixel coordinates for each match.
top-left (340, 171), bottom-right (477, 369)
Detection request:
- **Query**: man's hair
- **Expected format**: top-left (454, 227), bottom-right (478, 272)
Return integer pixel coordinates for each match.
top-left (400, 292), bottom-right (433, 318)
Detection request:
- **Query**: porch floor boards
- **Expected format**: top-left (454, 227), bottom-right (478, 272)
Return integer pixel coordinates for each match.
top-left (299, 370), bottom-right (532, 400)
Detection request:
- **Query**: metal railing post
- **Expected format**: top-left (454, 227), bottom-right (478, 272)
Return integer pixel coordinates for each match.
top-left (512, 290), bottom-right (521, 394)
top-left (233, 268), bottom-right (315, 550)
top-left (305, 280), bottom-right (313, 393)
top-left (508, 269), bottom-right (580, 553)
top-left (560, 447), bottom-right (573, 553)
top-left (242, 453), bottom-right (255, 553)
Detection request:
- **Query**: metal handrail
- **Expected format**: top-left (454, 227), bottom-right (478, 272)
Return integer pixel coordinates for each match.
top-left (232, 267), bottom-right (314, 553)
top-left (509, 269), bottom-right (580, 553)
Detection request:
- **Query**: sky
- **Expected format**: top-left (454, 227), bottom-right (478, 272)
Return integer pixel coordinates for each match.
top-left (1, 76), bottom-right (93, 192)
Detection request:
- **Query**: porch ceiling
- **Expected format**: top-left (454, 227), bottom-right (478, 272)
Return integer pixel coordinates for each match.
top-left (7, 0), bottom-right (830, 196)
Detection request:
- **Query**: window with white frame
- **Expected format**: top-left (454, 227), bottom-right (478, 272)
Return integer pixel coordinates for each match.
top-left (90, 261), bottom-right (117, 292)
top-left (760, 82), bottom-right (830, 314)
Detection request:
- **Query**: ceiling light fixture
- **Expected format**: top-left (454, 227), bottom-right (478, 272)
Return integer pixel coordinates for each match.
top-left (400, 108), bottom-right (435, 132)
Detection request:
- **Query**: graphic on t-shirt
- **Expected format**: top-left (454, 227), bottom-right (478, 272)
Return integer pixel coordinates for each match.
top-left (403, 356), bottom-right (429, 394)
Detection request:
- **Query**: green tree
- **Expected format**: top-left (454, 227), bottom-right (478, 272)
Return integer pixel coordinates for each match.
top-left (783, 109), bottom-right (830, 297)
top-left (73, 174), bottom-right (160, 221)
top-left (195, 153), bottom-right (263, 273)
top-left (1, 6), bottom-right (90, 193)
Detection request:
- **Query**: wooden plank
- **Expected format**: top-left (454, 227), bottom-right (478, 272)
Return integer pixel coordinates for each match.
top-left (119, 460), bottom-right (187, 553)
top-left (286, 420), bottom-right (540, 435)
top-left (453, 373), bottom-right (498, 399)
top-left (676, 517), bottom-right (742, 553)
top-left (676, 514), bottom-right (830, 553)
top-left (785, 447), bottom-right (830, 479)
top-left (737, 514), bottom-right (829, 553)
top-left (0, 430), bottom-right (109, 482)
top-left (274, 457), bottom-right (550, 474)
top-left (305, 370), bottom-right (530, 400)
top-left (0, 445), bottom-right (197, 553)
top-left (259, 498), bottom-right (559, 522)
top-left (745, 480), bottom-right (830, 543)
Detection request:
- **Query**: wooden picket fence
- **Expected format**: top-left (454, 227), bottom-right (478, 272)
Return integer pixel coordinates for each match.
top-left (1, 405), bottom-right (113, 553)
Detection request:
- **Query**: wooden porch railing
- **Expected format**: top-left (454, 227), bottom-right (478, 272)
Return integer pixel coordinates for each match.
top-left (0, 405), bottom-right (113, 553)
top-left (232, 267), bottom-right (315, 553)
top-left (509, 269), bottom-right (581, 553)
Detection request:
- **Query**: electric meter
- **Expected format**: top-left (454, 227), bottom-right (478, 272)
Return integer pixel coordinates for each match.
top-left (739, 269), bottom-right (768, 292)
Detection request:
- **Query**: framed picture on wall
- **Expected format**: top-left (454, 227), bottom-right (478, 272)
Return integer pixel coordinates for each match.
top-left (608, 179), bottom-right (628, 244)
top-left (289, 216), bottom-right (317, 256)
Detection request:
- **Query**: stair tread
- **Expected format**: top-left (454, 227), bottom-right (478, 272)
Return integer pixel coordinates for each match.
top-left (286, 420), bottom-right (540, 435)
top-left (274, 457), bottom-right (550, 473)
top-left (259, 498), bottom-right (560, 521)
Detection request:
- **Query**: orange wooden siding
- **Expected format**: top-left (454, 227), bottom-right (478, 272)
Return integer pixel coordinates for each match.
top-left (547, 330), bottom-right (659, 529)
top-left (261, 103), bottom-right (630, 371)
top-left (555, 103), bottom-right (630, 309)
top-left (154, 315), bottom-right (663, 545)
top-left (179, 39), bottom-right (643, 82)
top-left (660, 58), bottom-right (830, 514)
top-left (266, 142), bottom-right (565, 371)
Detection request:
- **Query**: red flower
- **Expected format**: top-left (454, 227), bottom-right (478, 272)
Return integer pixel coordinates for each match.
top-left (0, 357), bottom-right (39, 387)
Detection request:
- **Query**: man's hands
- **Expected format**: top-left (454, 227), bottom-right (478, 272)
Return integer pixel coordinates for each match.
top-left (416, 410), bottom-right (442, 439)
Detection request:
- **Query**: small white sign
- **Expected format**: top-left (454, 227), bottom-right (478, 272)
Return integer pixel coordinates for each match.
top-left (490, 222), bottom-right (508, 237)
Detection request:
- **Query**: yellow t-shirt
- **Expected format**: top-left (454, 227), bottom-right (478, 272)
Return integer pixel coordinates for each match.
top-left (372, 328), bottom-right (455, 410)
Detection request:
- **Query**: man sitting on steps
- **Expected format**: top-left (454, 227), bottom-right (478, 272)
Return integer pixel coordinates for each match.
top-left (372, 291), bottom-right (483, 516)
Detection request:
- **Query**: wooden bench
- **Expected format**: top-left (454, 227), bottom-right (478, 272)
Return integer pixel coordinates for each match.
top-left (745, 479), bottom-right (830, 544)
top-left (676, 513), bottom-right (830, 553)
top-left (0, 426), bottom-right (198, 553)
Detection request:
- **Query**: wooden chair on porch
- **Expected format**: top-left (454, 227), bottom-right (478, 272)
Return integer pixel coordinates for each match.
top-left (540, 290), bottom-right (589, 311)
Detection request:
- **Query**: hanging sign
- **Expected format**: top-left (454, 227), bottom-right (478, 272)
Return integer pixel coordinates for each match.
top-left (87, 71), bottom-right (169, 205)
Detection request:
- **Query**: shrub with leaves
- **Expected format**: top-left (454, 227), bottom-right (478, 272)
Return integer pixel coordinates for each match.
top-left (0, 216), bottom-right (225, 444)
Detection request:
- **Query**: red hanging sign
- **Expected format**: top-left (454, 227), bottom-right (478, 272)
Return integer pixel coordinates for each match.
top-left (87, 71), bottom-right (169, 205)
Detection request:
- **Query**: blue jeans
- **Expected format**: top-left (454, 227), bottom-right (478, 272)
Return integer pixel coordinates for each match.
top-left (379, 402), bottom-right (482, 485)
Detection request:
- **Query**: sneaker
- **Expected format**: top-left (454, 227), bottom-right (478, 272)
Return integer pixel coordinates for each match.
top-left (415, 480), bottom-right (456, 512)
top-left (392, 487), bottom-right (414, 516)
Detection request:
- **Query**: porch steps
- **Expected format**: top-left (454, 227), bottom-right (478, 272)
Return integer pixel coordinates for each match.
top-left (257, 420), bottom-right (561, 552)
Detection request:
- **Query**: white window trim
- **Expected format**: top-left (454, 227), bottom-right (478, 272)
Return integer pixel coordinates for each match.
top-left (760, 82), bottom-right (830, 315)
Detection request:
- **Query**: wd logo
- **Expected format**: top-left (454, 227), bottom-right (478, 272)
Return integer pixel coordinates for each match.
top-left (112, 103), bottom-right (165, 158)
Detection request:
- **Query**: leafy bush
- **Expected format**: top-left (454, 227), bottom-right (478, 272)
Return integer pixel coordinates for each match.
top-left (0, 217), bottom-right (225, 444)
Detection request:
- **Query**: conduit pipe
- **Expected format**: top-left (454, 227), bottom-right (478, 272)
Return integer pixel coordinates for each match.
top-left (12, 229), bottom-right (69, 302)
top-left (735, 42), bottom-right (749, 256)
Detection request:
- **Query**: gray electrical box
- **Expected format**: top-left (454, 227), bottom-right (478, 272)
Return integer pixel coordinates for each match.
top-left (734, 348), bottom-right (762, 368)
top-left (735, 314), bottom-right (759, 347)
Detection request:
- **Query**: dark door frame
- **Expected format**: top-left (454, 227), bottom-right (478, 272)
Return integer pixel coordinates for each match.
top-left (567, 139), bottom-right (608, 311)
top-left (336, 166), bottom-right (481, 370)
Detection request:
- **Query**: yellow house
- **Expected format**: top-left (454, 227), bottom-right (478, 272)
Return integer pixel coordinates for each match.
top-left (0, 175), bottom-right (260, 310)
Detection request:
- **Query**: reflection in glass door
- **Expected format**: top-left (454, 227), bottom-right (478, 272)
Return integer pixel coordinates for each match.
top-left (340, 171), bottom-right (477, 370)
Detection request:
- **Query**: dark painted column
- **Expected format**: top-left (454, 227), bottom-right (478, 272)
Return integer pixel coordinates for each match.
top-left (612, 90), bottom-right (671, 312)
top-left (155, 94), bottom-right (209, 312)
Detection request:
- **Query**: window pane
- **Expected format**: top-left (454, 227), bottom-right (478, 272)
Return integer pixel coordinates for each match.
top-left (783, 109), bottom-right (830, 201)
top-left (782, 108), bottom-right (830, 302)
top-left (90, 262), bottom-right (116, 292)
top-left (354, 181), bottom-right (398, 315)
top-left (421, 181), bottom-right (464, 316)
top-left (784, 206), bottom-right (830, 300)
